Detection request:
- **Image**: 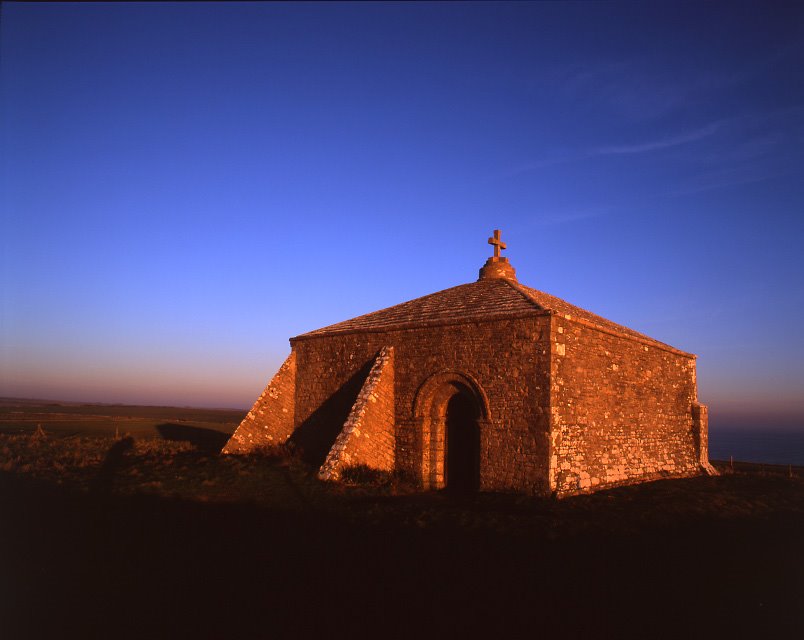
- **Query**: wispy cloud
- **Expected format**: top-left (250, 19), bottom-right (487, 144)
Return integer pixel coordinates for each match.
top-left (498, 119), bottom-right (727, 180)
top-left (495, 102), bottom-right (802, 186)
top-left (555, 61), bottom-right (700, 121)
top-left (667, 166), bottom-right (796, 197)
top-left (532, 207), bottom-right (613, 226)
top-left (498, 153), bottom-right (578, 178)
top-left (554, 46), bottom-right (794, 123)
top-left (591, 120), bottom-right (724, 156)
top-left (665, 109), bottom-right (804, 196)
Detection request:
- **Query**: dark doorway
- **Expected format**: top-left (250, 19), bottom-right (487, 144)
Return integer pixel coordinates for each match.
top-left (445, 390), bottom-right (480, 494)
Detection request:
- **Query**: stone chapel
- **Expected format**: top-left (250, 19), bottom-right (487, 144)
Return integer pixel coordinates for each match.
top-left (223, 231), bottom-right (715, 497)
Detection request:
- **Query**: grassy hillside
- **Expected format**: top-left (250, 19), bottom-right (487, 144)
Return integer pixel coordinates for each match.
top-left (0, 397), bottom-right (245, 439)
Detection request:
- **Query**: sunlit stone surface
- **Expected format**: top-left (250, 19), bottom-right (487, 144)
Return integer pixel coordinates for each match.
top-left (224, 231), bottom-right (714, 496)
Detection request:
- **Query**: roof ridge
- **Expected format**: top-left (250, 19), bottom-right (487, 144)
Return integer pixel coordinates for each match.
top-left (511, 280), bottom-right (687, 353)
top-left (294, 278), bottom-right (543, 339)
top-left (499, 278), bottom-right (547, 311)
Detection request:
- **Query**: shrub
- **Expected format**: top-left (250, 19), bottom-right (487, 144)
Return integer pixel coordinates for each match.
top-left (251, 443), bottom-right (295, 460)
top-left (340, 464), bottom-right (393, 486)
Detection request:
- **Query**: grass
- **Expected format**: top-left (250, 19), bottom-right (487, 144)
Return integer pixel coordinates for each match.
top-left (1, 400), bottom-right (803, 638)
top-left (2, 427), bottom-right (802, 536)
top-left (339, 463), bottom-right (396, 486)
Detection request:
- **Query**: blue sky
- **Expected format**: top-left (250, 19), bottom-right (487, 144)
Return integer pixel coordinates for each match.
top-left (2, 2), bottom-right (803, 420)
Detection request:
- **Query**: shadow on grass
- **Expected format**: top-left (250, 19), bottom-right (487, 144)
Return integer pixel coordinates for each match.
top-left (91, 436), bottom-right (134, 493)
top-left (156, 423), bottom-right (230, 454)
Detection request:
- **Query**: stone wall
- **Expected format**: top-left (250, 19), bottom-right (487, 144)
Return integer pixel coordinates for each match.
top-left (223, 309), bottom-right (708, 497)
top-left (692, 402), bottom-right (716, 474)
top-left (318, 347), bottom-right (395, 481)
top-left (291, 315), bottom-right (552, 494)
top-left (549, 313), bottom-right (702, 496)
top-left (222, 351), bottom-right (296, 454)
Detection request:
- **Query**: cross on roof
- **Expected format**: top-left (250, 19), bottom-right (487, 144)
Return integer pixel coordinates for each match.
top-left (488, 229), bottom-right (507, 258)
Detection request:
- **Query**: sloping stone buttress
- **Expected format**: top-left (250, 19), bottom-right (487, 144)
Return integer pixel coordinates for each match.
top-left (318, 347), bottom-right (395, 481)
top-left (222, 351), bottom-right (296, 454)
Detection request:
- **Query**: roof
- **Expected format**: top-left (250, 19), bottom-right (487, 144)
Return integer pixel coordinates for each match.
top-left (292, 276), bottom-right (689, 355)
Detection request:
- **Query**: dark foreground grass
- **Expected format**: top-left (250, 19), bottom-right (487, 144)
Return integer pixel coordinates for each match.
top-left (1, 432), bottom-right (803, 639)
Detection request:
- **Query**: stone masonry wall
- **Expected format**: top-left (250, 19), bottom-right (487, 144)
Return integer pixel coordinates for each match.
top-left (222, 351), bottom-right (296, 454)
top-left (549, 313), bottom-right (701, 496)
top-left (291, 316), bottom-right (552, 494)
top-left (692, 402), bottom-right (716, 474)
top-left (318, 347), bottom-right (395, 481)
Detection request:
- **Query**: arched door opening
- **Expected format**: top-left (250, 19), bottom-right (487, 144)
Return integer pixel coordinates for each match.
top-left (445, 389), bottom-right (480, 494)
top-left (413, 372), bottom-right (488, 492)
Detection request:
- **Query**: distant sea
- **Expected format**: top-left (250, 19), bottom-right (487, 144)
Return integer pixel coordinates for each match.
top-left (709, 428), bottom-right (804, 466)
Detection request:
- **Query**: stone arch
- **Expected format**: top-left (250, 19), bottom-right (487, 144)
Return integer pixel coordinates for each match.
top-left (412, 371), bottom-right (490, 490)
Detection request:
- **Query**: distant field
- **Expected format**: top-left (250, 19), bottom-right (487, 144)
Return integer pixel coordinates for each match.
top-left (0, 397), bottom-right (245, 439)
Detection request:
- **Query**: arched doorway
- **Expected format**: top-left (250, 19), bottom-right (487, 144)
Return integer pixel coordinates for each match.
top-left (445, 389), bottom-right (480, 494)
top-left (412, 372), bottom-right (489, 491)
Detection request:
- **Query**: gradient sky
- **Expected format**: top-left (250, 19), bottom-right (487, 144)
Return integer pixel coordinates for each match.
top-left (2, 2), bottom-right (803, 421)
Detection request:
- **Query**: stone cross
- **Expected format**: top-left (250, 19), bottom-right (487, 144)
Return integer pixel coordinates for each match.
top-left (488, 229), bottom-right (507, 258)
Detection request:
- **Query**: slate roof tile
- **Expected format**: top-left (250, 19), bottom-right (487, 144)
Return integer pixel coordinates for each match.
top-left (294, 277), bottom-right (684, 354)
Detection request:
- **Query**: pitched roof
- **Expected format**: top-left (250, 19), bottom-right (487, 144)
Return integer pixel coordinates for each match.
top-left (293, 277), bottom-right (688, 355)
top-left (507, 280), bottom-right (679, 350)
